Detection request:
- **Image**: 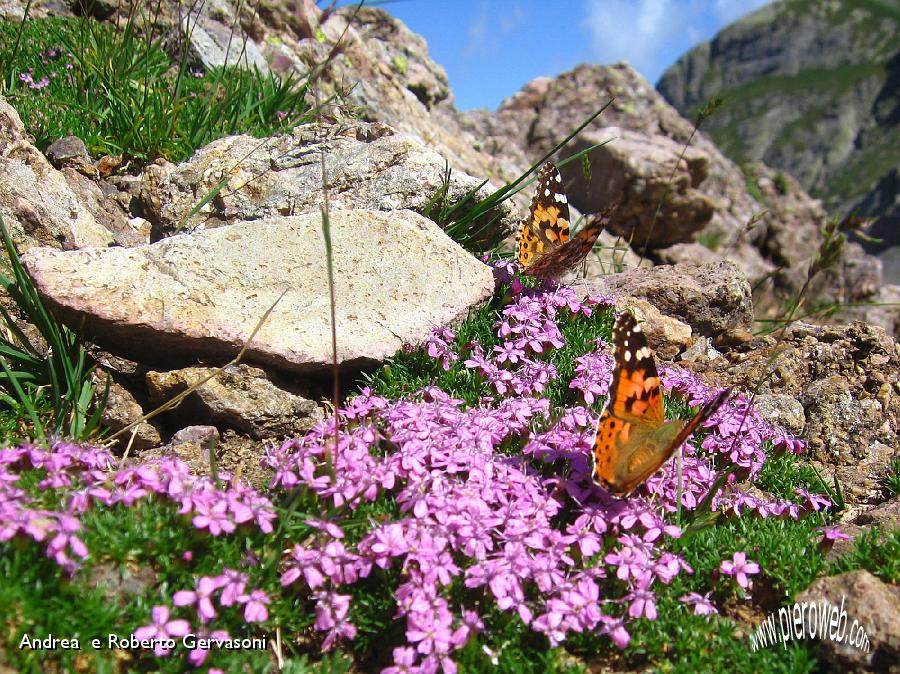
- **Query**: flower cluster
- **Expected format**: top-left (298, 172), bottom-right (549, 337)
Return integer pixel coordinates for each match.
top-left (569, 342), bottom-right (613, 404)
top-left (0, 443), bottom-right (275, 574)
top-left (265, 287), bottom-right (813, 672)
top-left (1, 278), bottom-right (824, 672)
top-left (17, 47), bottom-right (73, 91)
top-left (460, 288), bottom-right (604, 398)
top-left (424, 326), bottom-right (458, 371)
top-left (129, 569), bottom-right (270, 666)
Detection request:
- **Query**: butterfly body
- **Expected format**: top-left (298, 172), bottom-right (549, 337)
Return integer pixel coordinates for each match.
top-left (516, 162), bottom-right (610, 281)
top-left (592, 312), bottom-right (731, 495)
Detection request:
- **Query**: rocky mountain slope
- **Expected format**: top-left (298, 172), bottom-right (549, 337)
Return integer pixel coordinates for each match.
top-left (0, 3), bottom-right (897, 671)
top-left (657, 0), bottom-right (900, 282)
top-left (2, 0), bottom-right (897, 337)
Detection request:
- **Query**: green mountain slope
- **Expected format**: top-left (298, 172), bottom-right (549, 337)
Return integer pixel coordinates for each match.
top-left (657, 0), bottom-right (900, 280)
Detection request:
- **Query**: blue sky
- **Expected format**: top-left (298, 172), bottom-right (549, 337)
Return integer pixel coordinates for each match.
top-left (386, 0), bottom-right (773, 111)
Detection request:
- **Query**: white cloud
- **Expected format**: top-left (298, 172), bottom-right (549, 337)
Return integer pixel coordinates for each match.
top-left (464, 5), bottom-right (487, 55)
top-left (462, 2), bottom-right (527, 58)
top-left (583, 0), bottom-right (773, 82)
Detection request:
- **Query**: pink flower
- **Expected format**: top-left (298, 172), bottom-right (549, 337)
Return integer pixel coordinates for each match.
top-left (187, 629), bottom-right (229, 666)
top-left (720, 551), bottom-right (760, 589)
top-left (816, 526), bottom-right (849, 542)
top-left (241, 589), bottom-right (271, 622)
top-left (383, 646), bottom-right (418, 673)
top-left (132, 606), bottom-right (191, 655)
top-left (173, 575), bottom-right (225, 623)
top-left (217, 568), bottom-right (248, 606)
top-left (680, 591), bottom-right (718, 616)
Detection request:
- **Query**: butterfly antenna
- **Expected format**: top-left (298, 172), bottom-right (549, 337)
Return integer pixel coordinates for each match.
top-left (699, 387), bottom-right (733, 422)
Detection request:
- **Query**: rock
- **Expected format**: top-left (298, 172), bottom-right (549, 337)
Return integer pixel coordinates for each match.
top-left (560, 127), bottom-right (717, 249)
top-left (802, 376), bottom-right (886, 464)
top-left (657, 242), bottom-right (722, 267)
top-left (573, 261), bottom-right (753, 338)
top-left (679, 336), bottom-right (722, 363)
top-left (836, 283), bottom-right (900, 338)
top-left (172, 12), bottom-right (268, 74)
top-left (463, 63), bottom-right (776, 280)
top-left (712, 328), bottom-right (754, 351)
top-left (261, 3), bottom-right (509, 189)
top-left (829, 497), bottom-right (900, 560)
top-left (684, 320), bottom-right (899, 505)
top-left (71, 0), bottom-right (117, 20)
top-left (146, 364), bottom-right (324, 439)
top-left (0, 96), bottom-right (114, 250)
top-left (796, 570), bottom-right (900, 673)
top-left (216, 429), bottom-right (273, 490)
top-left (141, 122), bottom-right (516, 248)
top-left (750, 165), bottom-right (893, 332)
top-left (466, 60), bottom-right (891, 322)
top-left (58, 169), bottom-right (145, 247)
top-left (22, 209), bottom-right (495, 373)
top-left (91, 370), bottom-right (161, 451)
top-left (816, 442), bottom-right (896, 506)
top-left (45, 135), bottom-right (92, 173)
top-left (87, 562), bottom-right (156, 607)
top-left (170, 425), bottom-right (221, 448)
top-left (855, 496), bottom-right (900, 530)
top-left (582, 230), bottom-right (650, 275)
top-left (753, 394), bottom-right (806, 437)
top-left (346, 6), bottom-right (450, 110)
top-left (141, 425), bottom-right (221, 477)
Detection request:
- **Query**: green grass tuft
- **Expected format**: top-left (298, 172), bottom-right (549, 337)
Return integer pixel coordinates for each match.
top-left (830, 526), bottom-right (900, 584)
top-left (0, 15), bottom-right (311, 165)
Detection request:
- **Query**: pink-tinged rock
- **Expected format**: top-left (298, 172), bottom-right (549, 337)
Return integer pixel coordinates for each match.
top-left (23, 210), bottom-right (493, 373)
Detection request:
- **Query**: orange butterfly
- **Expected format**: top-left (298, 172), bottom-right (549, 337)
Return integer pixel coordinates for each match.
top-left (592, 312), bottom-right (732, 495)
top-left (515, 162), bottom-right (613, 282)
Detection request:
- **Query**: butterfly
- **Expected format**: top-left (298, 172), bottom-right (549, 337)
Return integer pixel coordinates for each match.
top-left (515, 162), bottom-right (613, 282)
top-left (592, 311), bottom-right (732, 495)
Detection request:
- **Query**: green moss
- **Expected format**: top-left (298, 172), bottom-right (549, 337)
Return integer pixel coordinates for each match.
top-left (741, 164), bottom-right (765, 203)
top-left (391, 54), bottom-right (408, 76)
top-left (697, 231), bottom-right (725, 251)
top-left (773, 173), bottom-right (789, 195)
top-left (709, 63), bottom-right (885, 113)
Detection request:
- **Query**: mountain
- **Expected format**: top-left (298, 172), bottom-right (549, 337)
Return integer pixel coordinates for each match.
top-left (656, 0), bottom-right (900, 282)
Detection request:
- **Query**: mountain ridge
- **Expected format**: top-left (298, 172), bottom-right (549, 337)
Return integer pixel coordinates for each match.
top-left (657, 0), bottom-right (900, 282)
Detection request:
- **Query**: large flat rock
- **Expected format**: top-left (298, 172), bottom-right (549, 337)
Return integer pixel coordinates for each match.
top-left (23, 210), bottom-right (493, 373)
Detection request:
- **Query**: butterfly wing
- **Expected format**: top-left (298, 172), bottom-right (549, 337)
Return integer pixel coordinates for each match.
top-left (521, 215), bottom-right (605, 281)
top-left (592, 312), bottom-right (665, 494)
top-left (516, 162), bottom-right (570, 269)
top-left (613, 387), bottom-right (733, 493)
top-left (593, 315), bottom-right (734, 495)
top-left (606, 312), bottom-right (665, 427)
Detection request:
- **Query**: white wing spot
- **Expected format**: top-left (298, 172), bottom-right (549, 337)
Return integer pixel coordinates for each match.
top-left (555, 194), bottom-right (568, 203)
top-left (636, 347), bottom-right (652, 360)
top-left (544, 188), bottom-right (551, 197)
top-left (623, 350), bottom-right (632, 362)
